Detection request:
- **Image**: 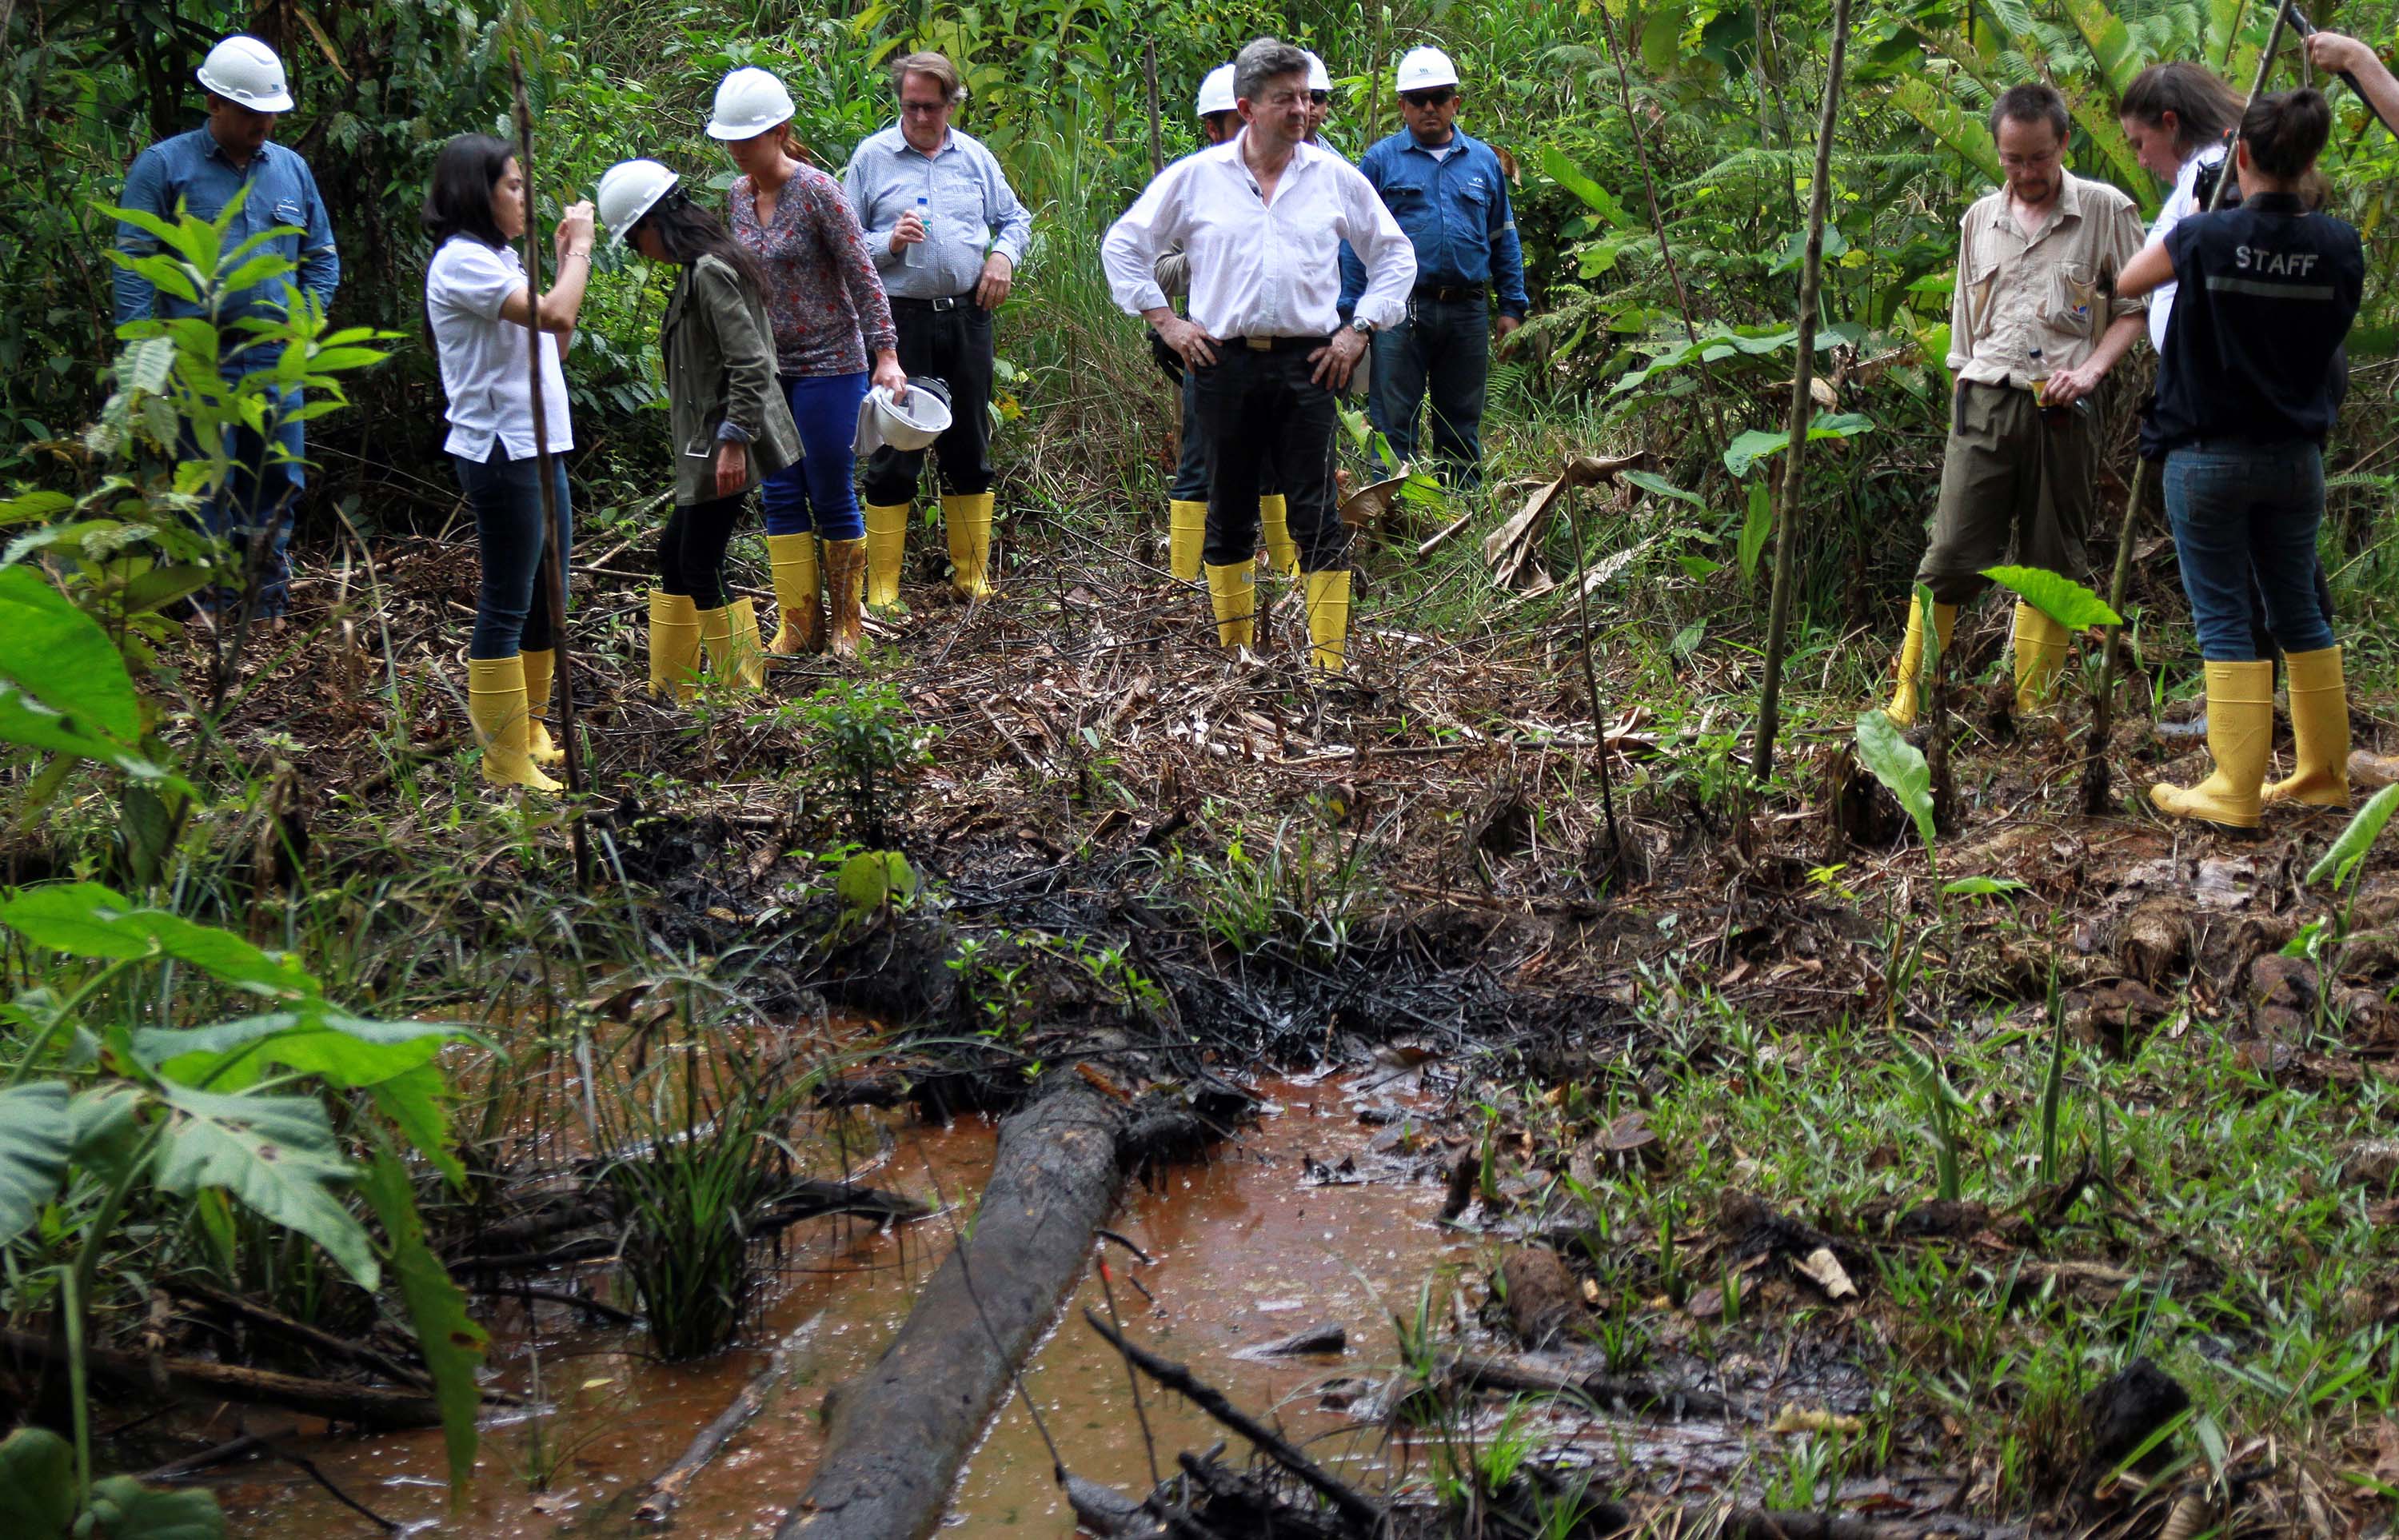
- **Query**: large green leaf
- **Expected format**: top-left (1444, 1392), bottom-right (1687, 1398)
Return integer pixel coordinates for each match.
top-left (154, 1084), bottom-right (377, 1288)
top-left (2061, 0), bottom-right (2142, 94)
top-left (1857, 709), bottom-right (1938, 857)
top-left (1620, 469), bottom-right (1706, 508)
top-left (1722, 413), bottom-right (1874, 477)
top-left (0, 567), bottom-right (139, 741)
top-left (0, 1082), bottom-right (71, 1247)
top-left (79, 1478), bottom-right (226, 1540)
top-left (0, 683), bottom-right (168, 780)
top-left (362, 1151), bottom-right (485, 1498)
top-left (135, 1013), bottom-right (461, 1091)
top-left (1885, 76), bottom-right (2002, 183)
top-left (2307, 784), bottom-right (2399, 890)
top-left (0, 1427), bottom-right (75, 1540)
top-left (1738, 481), bottom-right (1772, 584)
top-left (0, 884), bottom-right (317, 1000)
top-left (1539, 145), bottom-right (1636, 229)
top-left (1981, 565), bottom-right (2121, 630)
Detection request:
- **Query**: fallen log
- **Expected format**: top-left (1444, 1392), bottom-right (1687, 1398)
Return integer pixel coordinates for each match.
top-left (174, 1279), bottom-right (432, 1388)
top-left (637, 1313), bottom-right (822, 1522)
top-left (1, 1328), bottom-right (465, 1430)
top-left (776, 1084), bottom-right (1131, 1540)
top-left (1443, 1352), bottom-right (1739, 1421)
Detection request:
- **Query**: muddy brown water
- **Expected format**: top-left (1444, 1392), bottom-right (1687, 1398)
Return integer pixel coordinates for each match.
top-left (217, 1071), bottom-right (1473, 1537)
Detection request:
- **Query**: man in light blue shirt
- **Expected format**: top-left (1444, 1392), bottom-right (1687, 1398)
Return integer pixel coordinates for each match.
top-left (841, 51), bottom-right (1032, 605)
top-left (1339, 46), bottom-right (1528, 489)
top-left (114, 34), bottom-right (338, 622)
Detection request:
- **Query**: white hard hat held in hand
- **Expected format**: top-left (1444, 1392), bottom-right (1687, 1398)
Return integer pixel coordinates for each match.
top-left (198, 35), bottom-right (293, 113)
top-left (1196, 63), bottom-right (1236, 118)
top-left (1304, 51), bottom-right (1333, 93)
top-left (597, 160), bottom-right (681, 247)
top-left (855, 377), bottom-right (953, 457)
top-left (706, 66), bottom-right (796, 141)
top-left (1396, 46), bottom-right (1459, 93)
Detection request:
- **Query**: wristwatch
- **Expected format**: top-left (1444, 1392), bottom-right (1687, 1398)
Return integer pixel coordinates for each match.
top-left (1348, 316), bottom-right (1374, 337)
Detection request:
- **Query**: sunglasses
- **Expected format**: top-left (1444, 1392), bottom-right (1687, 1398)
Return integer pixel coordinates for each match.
top-left (900, 99), bottom-right (949, 115)
top-left (1309, 90), bottom-right (1330, 105)
top-left (1401, 88), bottom-right (1455, 108)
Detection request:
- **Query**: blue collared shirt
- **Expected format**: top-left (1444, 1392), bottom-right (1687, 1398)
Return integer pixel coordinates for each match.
top-left (113, 126), bottom-right (340, 361)
top-left (1339, 127), bottom-right (1527, 317)
top-left (841, 123), bottom-right (1032, 301)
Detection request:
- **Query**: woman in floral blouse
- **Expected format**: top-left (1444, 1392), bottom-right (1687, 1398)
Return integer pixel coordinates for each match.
top-left (709, 67), bottom-right (906, 659)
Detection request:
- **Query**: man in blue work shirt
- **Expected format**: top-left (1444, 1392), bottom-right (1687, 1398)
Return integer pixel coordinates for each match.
top-left (1340, 46), bottom-right (1529, 489)
top-left (843, 50), bottom-right (1033, 608)
top-left (114, 34), bottom-right (338, 624)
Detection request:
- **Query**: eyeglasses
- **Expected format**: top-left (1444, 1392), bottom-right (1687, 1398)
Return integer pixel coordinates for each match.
top-left (900, 99), bottom-right (949, 115)
top-left (1400, 88), bottom-right (1455, 108)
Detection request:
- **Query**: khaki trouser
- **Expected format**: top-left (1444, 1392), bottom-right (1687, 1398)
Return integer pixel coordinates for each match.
top-left (1916, 381), bottom-right (2101, 604)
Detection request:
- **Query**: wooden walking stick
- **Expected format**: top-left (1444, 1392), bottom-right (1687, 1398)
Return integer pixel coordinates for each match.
top-left (510, 51), bottom-right (593, 884)
top-left (1750, 0), bottom-right (1853, 784)
top-left (2079, 2), bottom-right (2295, 813)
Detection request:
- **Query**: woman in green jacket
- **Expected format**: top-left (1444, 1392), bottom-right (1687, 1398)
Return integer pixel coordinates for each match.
top-left (597, 159), bottom-right (803, 700)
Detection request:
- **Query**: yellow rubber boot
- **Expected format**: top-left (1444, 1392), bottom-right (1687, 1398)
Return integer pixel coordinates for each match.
top-left (864, 501), bottom-right (910, 612)
top-left (2012, 601), bottom-right (2071, 715)
top-left (765, 533), bottom-right (823, 656)
top-left (1168, 499), bottom-right (1207, 583)
top-left (1259, 493), bottom-right (1299, 578)
top-left (823, 537), bottom-right (868, 660)
top-left (696, 601), bottom-right (764, 693)
top-left (1303, 568), bottom-right (1352, 674)
top-left (1204, 561), bottom-right (1255, 650)
top-left (2150, 660), bottom-right (2273, 830)
top-left (648, 590), bottom-right (702, 703)
top-left (727, 597), bottom-right (767, 688)
top-left (2264, 645), bottom-right (2350, 808)
top-left (467, 656), bottom-right (561, 793)
top-left (943, 491), bottom-right (995, 600)
top-left (1886, 600), bottom-right (1958, 728)
top-left (518, 648), bottom-right (565, 767)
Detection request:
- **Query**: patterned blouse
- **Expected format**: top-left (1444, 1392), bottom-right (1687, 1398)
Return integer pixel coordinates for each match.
top-left (729, 163), bottom-right (898, 379)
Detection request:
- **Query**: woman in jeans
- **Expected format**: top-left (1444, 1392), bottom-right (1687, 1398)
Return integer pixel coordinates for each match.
top-left (596, 159), bottom-right (800, 702)
top-left (2115, 89), bottom-right (2362, 830)
top-left (422, 134), bottom-right (595, 792)
top-left (709, 67), bottom-right (906, 660)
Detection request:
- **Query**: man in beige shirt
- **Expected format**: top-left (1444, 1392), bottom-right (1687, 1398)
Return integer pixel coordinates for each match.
top-left (1886, 82), bottom-right (2146, 726)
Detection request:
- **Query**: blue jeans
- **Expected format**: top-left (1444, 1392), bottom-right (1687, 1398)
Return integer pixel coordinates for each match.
top-left (190, 384), bottom-right (305, 617)
top-left (454, 444), bottom-right (572, 660)
top-left (2162, 441), bottom-right (2336, 662)
top-left (1368, 293), bottom-right (1491, 485)
top-left (762, 371), bottom-right (869, 540)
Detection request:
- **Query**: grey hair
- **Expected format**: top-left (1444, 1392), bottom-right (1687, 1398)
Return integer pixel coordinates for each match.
top-left (891, 50), bottom-right (968, 106)
top-left (1233, 38), bottom-right (1309, 104)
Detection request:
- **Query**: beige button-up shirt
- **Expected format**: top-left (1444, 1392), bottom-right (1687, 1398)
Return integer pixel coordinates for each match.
top-left (1948, 170), bottom-right (2146, 387)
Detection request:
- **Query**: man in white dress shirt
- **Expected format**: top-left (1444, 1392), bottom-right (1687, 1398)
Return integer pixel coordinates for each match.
top-left (1101, 38), bottom-right (1415, 673)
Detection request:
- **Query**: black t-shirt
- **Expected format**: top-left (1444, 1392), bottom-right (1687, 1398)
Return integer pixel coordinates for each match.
top-left (2145, 192), bottom-right (2363, 458)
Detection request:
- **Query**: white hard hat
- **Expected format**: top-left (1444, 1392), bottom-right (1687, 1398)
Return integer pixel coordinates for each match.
top-left (1196, 64), bottom-right (1236, 117)
top-left (1304, 51), bottom-right (1332, 93)
top-left (1395, 46), bottom-right (1459, 93)
top-left (597, 160), bottom-right (681, 247)
top-left (706, 66), bottom-right (796, 141)
top-left (854, 377), bottom-right (954, 456)
top-left (197, 35), bottom-right (293, 113)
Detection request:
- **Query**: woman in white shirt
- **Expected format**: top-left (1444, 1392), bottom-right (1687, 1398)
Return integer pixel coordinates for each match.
top-left (2119, 63), bottom-right (2242, 357)
top-left (421, 134), bottom-right (595, 793)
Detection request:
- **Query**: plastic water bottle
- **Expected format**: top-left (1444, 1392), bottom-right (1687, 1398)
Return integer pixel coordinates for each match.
top-left (2026, 346), bottom-right (2049, 406)
top-left (904, 196), bottom-right (929, 269)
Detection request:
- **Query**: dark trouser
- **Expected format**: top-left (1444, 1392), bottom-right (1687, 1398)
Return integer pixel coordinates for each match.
top-left (454, 444), bottom-right (572, 660)
top-left (1192, 341), bottom-right (1345, 570)
top-left (762, 371), bottom-right (871, 540)
top-left (863, 297), bottom-right (993, 504)
top-left (2241, 563), bottom-right (2337, 659)
top-left (2163, 441), bottom-right (2337, 662)
top-left (1916, 381), bottom-right (2098, 604)
top-left (658, 496), bottom-right (746, 610)
top-left (189, 382), bottom-right (305, 616)
top-left (1172, 368), bottom-right (1278, 502)
top-left (1368, 293), bottom-right (1490, 485)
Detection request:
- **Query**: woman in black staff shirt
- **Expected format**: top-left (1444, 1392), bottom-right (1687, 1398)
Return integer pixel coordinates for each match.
top-left (2115, 88), bottom-right (2362, 832)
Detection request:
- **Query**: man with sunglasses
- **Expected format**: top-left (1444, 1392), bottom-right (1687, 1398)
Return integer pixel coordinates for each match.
top-left (1103, 37), bottom-right (1415, 675)
top-left (842, 50), bottom-right (1032, 606)
top-left (1339, 46), bottom-right (1527, 489)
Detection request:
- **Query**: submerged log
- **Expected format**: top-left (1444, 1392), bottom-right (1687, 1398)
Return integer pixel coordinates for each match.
top-left (1443, 1351), bottom-right (1738, 1421)
top-left (1, 1328), bottom-right (461, 1430)
top-left (776, 1084), bottom-right (1131, 1540)
top-left (637, 1313), bottom-right (822, 1522)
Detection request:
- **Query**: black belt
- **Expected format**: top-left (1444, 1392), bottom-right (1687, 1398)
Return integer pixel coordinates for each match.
top-left (1414, 284), bottom-right (1482, 302)
top-left (1223, 335), bottom-right (1327, 353)
top-left (892, 293), bottom-right (978, 313)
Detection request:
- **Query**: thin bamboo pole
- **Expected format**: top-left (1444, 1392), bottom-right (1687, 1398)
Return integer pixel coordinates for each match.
top-left (1749, 0), bottom-right (1854, 783)
top-left (509, 51), bottom-right (592, 883)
